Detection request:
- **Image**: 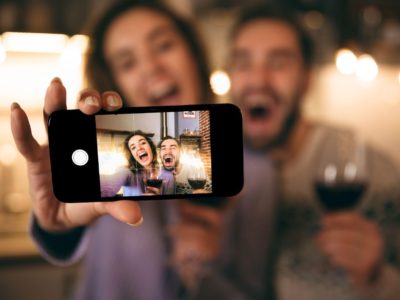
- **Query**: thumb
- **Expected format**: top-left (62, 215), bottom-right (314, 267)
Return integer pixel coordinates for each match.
top-left (62, 201), bottom-right (143, 228)
top-left (102, 200), bottom-right (144, 226)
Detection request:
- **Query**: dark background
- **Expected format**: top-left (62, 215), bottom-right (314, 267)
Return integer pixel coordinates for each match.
top-left (1, 0), bottom-right (400, 63)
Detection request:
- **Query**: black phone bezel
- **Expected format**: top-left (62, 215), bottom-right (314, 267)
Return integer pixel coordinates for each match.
top-left (48, 103), bottom-right (243, 202)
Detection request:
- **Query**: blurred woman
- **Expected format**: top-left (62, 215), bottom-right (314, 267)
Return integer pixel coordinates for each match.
top-left (10, 1), bottom-right (223, 299)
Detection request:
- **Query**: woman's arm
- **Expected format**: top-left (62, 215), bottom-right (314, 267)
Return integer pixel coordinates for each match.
top-left (100, 168), bottom-right (132, 197)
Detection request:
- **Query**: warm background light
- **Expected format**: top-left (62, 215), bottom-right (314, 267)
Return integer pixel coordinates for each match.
top-left (304, 64), bottom-right (400, 165)
top-left (356, 54), bottom-right (379, 81)
top-left (0, 32), bottom-right (88, 112)
top-left (59, 35), bottom-right (89, 68)
top-left (2, 32), bottom-right (69, 53)
top-left (98, 151), bottom-right (127, 175)
top-left (335, 49), bottom-right (358, 75)
top-left (0, 143), bottom-right (17, 166)
top-left (0, 40), bottom-right (6, 64)
top-left (210, 70), bottom-right (231, 96)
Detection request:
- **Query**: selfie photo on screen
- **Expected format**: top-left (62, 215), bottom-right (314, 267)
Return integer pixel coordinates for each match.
top-left (96, 110), bottom-right (212, 197)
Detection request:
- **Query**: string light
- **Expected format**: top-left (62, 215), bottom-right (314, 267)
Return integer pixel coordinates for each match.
top-left (335, 49), bottom-right (357, 75)
top-left (356, 54), bottom-right (379, 81)
top-left (210, 70), bottom-right (231, 96)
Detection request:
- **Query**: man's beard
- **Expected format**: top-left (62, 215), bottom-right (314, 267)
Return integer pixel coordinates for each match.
top-left (245, 103), bottom-right (301, 152)
top-left (162, 157), bottom-right (179, 171)
top-left (163, 163), bottom-right (175, 171)
top-left (234, 85), bottom-right (302, 152)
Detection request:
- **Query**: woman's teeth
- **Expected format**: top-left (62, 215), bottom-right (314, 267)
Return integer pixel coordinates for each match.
top-left (149, 85), bottom-right (178, 103)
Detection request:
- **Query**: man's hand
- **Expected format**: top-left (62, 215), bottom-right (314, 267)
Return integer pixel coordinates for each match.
top-left (10, 78), bottom-right (143, 232)
top-left (168, 201), bottom-right (225, 289)
top-left (315, 212), bottom-right (384, 287)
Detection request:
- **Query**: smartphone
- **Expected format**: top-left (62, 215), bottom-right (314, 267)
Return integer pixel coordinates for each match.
top-left (48, 103), bottom-right (243, 203)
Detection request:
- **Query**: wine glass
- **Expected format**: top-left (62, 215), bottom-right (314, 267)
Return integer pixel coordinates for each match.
top-left (143, 166), bottom-right (163, 194)
top-left (314, 135), bottom-right (368, 211)
top-left (187, 159), bottom-right (207, 192)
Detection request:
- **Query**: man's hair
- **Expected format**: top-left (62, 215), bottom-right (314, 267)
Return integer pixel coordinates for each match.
top-left (157, 135), bottom-right (181, 149)
top-left (231, 4), bottom-right (314, 69)
top-left (84, 0), bottom-right (213, 103)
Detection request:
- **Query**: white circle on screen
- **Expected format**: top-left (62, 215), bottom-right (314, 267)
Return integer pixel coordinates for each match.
top-left (72, 149), bottom-right (89, 166)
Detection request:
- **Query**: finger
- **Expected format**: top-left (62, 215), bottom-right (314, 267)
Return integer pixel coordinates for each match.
top-left (318, 239), bottom-right (361, 264)
top-left (10, 103), bottom-right (42, 162)
top-left (316, 228), bottom-right (365, 248)
top-left (63, 200), bottom-right (143, 228)
top-left (77, 89), bottom-right (102, 115)
top-left (167, 224), bottom-right (219, 260)
top-left (43, 77), bottom-right (67, 122)
top-left (101, 91), bottom-right (123, 111)
top-left (322, 212), bottom-right (366, 229)
top-left (328, 250), bottom-right (361, 271)
top-left (103, 201), bottom-right (143, 226)
top-left (178, 201), bottom-right (223, 228)
top-left (316, 233), bottom-right (379, 266)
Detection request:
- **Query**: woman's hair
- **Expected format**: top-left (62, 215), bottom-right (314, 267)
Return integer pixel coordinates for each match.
top-left (84, 0), bottom-right (213, 103)
top-left (123, 130), bottom-right (157, 172)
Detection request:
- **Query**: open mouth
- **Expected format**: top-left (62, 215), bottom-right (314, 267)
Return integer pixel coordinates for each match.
top-left (138, 152), bottom-right (149, 162)
top-left (149, 85), bottom-right (180, 105)
top-left (247, 104), bottom-right (272, 120)
top-left (163, 155), bottom-right (174, 164)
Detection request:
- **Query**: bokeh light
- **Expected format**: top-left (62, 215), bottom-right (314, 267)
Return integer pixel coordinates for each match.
top-left (356, 54), bottom-right (379, 81)
top-left (210, 70), bottom-right (231, 96)
top-left (0, 38), bottom-right (6, 64)
top-left (335, 49), bottom-right (358, 75)
top-left (0, 144), bottom-right (17, 166)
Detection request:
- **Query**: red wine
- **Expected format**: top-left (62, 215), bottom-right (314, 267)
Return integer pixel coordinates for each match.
top-left (188, 178), bottom-right (206, 190)
top-left (146, 179), bottom-right (163, 189)
top-left (315, 181), bottom-right (367, 211)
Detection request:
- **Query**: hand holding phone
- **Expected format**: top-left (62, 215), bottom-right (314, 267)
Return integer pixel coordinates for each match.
top-left (10, 79), bottom-right (143, 232)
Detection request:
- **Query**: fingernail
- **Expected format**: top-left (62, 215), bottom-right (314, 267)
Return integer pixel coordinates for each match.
top-left (11, 102), bottom-right (20, 110)
top-left (106, 95), bottom-right (119, 107)
top-left (84, 96), bottom-right (99, 107)
top-left (51, 77), bottom-right (62, 84)
top-left (127, 216), bottom-right (144, 227)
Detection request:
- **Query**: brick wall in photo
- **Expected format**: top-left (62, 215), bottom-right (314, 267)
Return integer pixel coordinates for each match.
top-left (199, 111), bottom-right (212, 180)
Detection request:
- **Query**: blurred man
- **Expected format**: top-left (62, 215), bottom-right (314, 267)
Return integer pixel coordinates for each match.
top-left (224, 4), bottom-right (400, 300)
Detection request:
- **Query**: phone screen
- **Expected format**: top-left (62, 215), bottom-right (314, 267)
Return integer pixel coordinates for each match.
top-left (95, 110), bottom-right (213, 198)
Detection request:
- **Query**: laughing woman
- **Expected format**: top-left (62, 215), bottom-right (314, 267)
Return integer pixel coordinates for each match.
top-left (10, 1), bottom-right (226, 299)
